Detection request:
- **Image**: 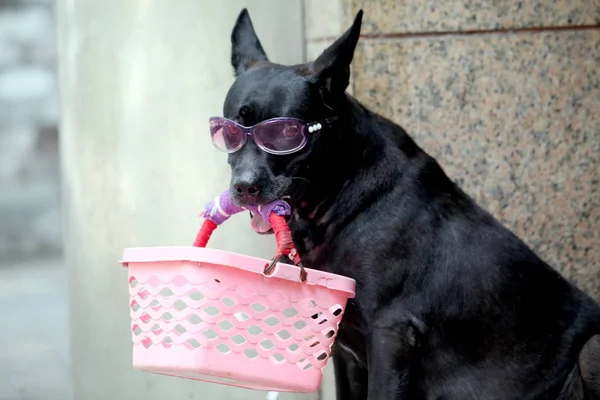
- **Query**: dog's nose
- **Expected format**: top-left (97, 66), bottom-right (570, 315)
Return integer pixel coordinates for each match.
top-left (233, 178), bottom-right (261, 199)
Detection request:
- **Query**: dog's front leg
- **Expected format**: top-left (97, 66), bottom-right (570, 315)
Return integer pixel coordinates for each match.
top-left (366, 312), bottom-right (425, 400)
top-left (332, 345), bottom-right (368, 400)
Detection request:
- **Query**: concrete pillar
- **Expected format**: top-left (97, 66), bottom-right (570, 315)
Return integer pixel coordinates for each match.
top-left (57, 1), bottom-right (319, 399)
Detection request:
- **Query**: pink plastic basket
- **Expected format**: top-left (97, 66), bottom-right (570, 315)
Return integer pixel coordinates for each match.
top-left (120, 244), bottom-right (356, 392)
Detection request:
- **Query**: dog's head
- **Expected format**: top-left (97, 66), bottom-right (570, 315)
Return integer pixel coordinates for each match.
top-left (219, 9), bottom-right (363, 210)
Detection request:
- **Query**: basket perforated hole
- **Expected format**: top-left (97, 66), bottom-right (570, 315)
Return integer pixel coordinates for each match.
top-left (140, 313), bottom-right (151, 324)
top-left (221, 297), bottom-right (237, 307)
top-left (260, 339), bottom-right (275, 350)
top-left (216, 344), bottom-right (230, 354)
top-left (131, 302), bottom-right (140, 312)
top-left (332, 307), bottom-right (343, 316)
top-left (282, 307), bottom-right (298, 318)
top-left (149, 299), bottom-right (160, 307)
top-left (174, 324), bottom-right (187, 334)
top-left (276, 329), bottom-right (292, 341)
top-left (244, 348), bottom-right (259, 359)
top-left (231, 334), bottom-right (247, 345)
top-left (188, 315), bottom-right (203, 325)
top-left (204, 306), bottom-right (221, 316)
top-left (265, 316), bottom-right (280, 327)
top-left (203, 329), bottom-right (218, 340)
top-left (138, 290), bottom-right (150, 300)
top-left (303, 334), bottom-right (315, 342)
top-left (162, 312), bottom-right (173, 321)
top-left (132, 326), bottom-right (142, 335)
top-left (297, 358), bottom-right (313, 371)
top-left (151, 323), bottom-right (161, 332)
top-left (174, 300), bottom-right (188, 311)
top-left (187, 339), bottom-right (201, 348)
top-left (251, 303), bottom-right (267, 313)
top-left (129, 278), bottom-right (138, 288)
top-left (218, 320), bottom-right (234, 331)
top-left (304, 335), bottom-right (321, 348)
top-left (294, 320), bottom-right (308, 330)
top-left (316, 352), bottom-right (328, 361)
top-left (247, 325), bottom-right (263, 336)
top-left (189, 291), bottom-right (204, 301)
top-left (288, 343), bottom-right (299, 352)
top-left (325, 329), bottom-right (335, 339)
top-left (160, 288), bottom-right (174, 297)
top-left (311, 312), bottom-right (328, 325)
top-left (142, 338), bottom-right (152, 348)
top-left (271, 353), bottom-right (285, 363)
top-left (234, 312), bottom-right (250, 322)
top-left (163, 337), bottom-right (173, 345)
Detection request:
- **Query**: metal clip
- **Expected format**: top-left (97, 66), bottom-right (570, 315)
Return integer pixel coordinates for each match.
top-left (288, 249), bottom-right (307, 282)
top-left (264, 252), bottom-right (307, 282)
top-left (298, 262), bottom-right (308, 282)
top-left (263, 256), bottom-right (280, 276)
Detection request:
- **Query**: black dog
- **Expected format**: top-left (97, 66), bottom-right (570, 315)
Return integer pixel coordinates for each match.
top-left (218, 8), bottom-right (600, 399)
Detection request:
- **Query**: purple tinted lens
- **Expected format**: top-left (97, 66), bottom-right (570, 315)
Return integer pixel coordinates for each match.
top-left (253, 120), bottom-right (306, 153)
top-left (210, 119), bottom-right (245, 152)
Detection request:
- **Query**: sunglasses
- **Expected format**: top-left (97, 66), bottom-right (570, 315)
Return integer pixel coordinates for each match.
top-left (209, 116), bottom-right (337, 155)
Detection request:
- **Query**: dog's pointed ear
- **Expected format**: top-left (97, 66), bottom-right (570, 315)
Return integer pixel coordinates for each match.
top-left (231, 8), bottom-right (269, 76)
top-left (312, 10), bottom-right (363, 94)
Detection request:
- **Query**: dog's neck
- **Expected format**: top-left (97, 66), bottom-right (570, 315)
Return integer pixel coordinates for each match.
top-left (289, 94), bottom-right (442, 266)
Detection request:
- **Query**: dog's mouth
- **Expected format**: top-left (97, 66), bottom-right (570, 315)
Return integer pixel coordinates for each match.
top-left (249, 194), bottom-right (292, 235)
top-left (249, 211), bottom-right (273, 234)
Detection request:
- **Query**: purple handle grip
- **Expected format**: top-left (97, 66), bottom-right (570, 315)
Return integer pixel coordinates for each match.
top-left (202, 189), bottom-right (291, 227)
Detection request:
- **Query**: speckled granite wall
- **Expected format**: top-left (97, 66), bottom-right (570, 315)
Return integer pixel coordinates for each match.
top-left (305, 1), bottom-right (600, 299)
top-left (343, 0), bottom-right (600, 33)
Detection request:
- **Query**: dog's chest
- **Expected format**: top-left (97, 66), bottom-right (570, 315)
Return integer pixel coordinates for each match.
top-left (289, 208), bottom-right (353, 272)
top-left (289, 210), bottom-right (326, 266)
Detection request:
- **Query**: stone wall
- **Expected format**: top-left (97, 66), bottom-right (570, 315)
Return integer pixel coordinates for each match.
top-left (304, 1), bottom-right (600, 299)
top-left (0, 0), bottom-right (61, 260)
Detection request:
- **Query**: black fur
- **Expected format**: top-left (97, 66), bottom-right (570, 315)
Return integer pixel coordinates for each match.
top-left (221, 9), bottom-right (600, 399)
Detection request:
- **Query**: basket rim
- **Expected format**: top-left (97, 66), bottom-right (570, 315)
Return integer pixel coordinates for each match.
top-left (120, 246), bottom-right (356, 297)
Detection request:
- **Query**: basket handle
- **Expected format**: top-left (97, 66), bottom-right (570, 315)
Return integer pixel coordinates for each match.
top-left (192, 213), bottom-right (307, 282)
top-left (192, 219), bottom-right (218, 248)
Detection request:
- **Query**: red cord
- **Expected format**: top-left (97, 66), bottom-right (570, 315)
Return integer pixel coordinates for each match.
top-left (195, 213), bottom-right (306, 280)
top-left (194, 214), bottom-right (304, 277)
top-left (193, 219), bottom-right (218, 247)
top-left (269, 214), bottom-right (301, 265)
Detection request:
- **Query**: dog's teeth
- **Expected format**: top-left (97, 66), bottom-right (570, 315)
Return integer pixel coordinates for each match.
top-left (308, 126), bottom-right (314, 133)
top-left (282, 195), bottom-right (291, 199)
top-left (317, 123), bottom-right (322, 130)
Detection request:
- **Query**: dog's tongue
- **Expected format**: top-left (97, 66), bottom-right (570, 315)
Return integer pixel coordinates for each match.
top-left (250, 212), bottom-right (273, 233)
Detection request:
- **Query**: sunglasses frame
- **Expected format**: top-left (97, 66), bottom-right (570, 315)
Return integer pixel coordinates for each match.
top-left (209, 116), bottom-right (338, 155)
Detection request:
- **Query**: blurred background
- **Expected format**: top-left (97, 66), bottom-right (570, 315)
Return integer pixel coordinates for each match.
top-left (0, 0), bottom-right (597, 399)
top-left (0, 0), bottom-right (67, 399)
